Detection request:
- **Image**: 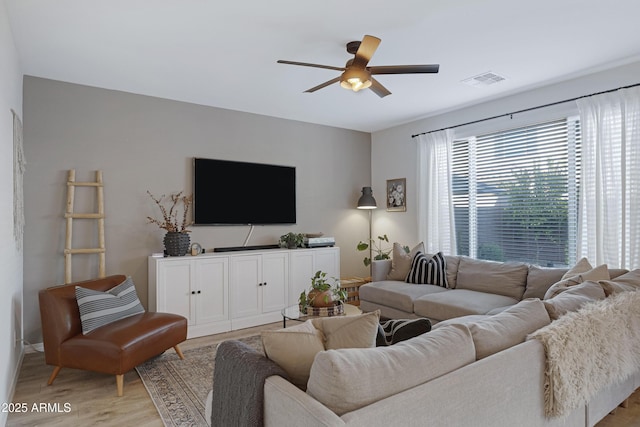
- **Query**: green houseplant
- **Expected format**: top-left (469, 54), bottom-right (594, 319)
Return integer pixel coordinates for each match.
top-left (299, 270), bottom-right (347, 311)
top-left (280, 232), bottom-right (304, 249)
top-left (357, 234), bottom-right (391, 267)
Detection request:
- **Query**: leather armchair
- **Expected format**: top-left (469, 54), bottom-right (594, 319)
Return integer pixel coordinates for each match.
top-left (39, 274), bottom-right (187, 396)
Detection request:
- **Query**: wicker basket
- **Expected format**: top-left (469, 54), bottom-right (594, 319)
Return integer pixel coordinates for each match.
top-left (339, 277), bottom-right (371, 306)
top-left (300, 301), bottom-right (345, 317)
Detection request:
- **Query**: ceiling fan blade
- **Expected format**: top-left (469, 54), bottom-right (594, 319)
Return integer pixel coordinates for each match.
top-left (369, 78), bottom-right (391, 98)
top-left (304, 77), bottom-right (341, 93)
top-left (352, 35), bottom-right (381, 69)
top-left (369, 64), bottom-right (440, 74)
top-left (277, 60), bottom-right (345, 72)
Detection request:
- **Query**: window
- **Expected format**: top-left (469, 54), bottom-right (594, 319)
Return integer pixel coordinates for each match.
top-left (452, 118), bottom-right (581, 267)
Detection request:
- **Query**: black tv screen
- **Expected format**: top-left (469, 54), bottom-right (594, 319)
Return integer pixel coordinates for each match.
top-left (193, 157), bottom-right (296, 225)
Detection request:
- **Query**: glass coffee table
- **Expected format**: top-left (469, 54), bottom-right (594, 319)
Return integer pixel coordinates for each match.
top-left (281, 303), bottom-right (362, 328)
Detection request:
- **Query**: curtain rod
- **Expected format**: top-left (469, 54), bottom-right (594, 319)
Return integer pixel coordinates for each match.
top-left (411, 82), bottom-right (640, 138)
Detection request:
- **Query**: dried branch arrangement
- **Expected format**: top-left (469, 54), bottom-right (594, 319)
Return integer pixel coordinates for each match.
top-left (146, 190), bottom-right (193, 233)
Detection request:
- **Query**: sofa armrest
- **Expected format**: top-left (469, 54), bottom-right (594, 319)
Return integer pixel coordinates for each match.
top-left (264, 376), bottom-right (344, 427)
top-left (371, 260), bottom-right (392, 282)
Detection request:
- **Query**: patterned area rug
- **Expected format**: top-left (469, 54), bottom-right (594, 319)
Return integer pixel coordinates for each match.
top-left (136, 335), bottom-right (263, 427)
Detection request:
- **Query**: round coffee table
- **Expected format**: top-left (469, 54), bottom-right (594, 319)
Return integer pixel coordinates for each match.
top-left (281, 303), bottom-right (362, 328)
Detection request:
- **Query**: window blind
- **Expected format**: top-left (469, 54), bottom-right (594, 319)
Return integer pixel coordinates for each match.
top-left (453, 118), bottom-right (580, 267)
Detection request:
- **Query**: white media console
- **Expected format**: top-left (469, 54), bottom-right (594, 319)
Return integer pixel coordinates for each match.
top-left (148, 246), bottom-right (340, 338)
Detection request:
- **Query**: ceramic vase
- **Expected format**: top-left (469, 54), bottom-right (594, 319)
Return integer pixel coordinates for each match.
top-left (164, 232), bottom-right (190, 256)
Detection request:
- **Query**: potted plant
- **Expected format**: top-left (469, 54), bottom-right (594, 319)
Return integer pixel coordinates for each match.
top-left (280, 232), bottom-right (304, 249)
top-left (357, 234), bottom-right (409, 266)
top-left (147, 190), bottom-right (193, 256)
top-left (299, 270), bottom-right (347, 311)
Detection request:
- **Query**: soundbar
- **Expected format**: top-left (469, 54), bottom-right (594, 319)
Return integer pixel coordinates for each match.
top-left (213, 244), bottom-right (281, 252)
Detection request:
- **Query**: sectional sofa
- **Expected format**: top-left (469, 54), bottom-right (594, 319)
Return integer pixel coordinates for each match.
top-left (258, 285), bottom-right (640, 426)
top-left (358, 247), bottom-right (627, 322)
top-left (210, 250), bottom-right (640, 426)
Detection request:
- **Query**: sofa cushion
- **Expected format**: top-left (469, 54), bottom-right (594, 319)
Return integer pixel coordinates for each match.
top-left (598, 269), bottom-right (640, 296)
top-left (431, 314), bottom-right (489, 329)
top-left (406, 251), bottom-right (448, 287)
top-left (467, 299), bottom-right (551, 359)
top-left (387, 242), bottom-right (424, 281)
top-left (311, 310), bottom-right (380, 349)
top-left (599, 280), bottom-right (638, 296)
top-left (523, 266), bottom-right (567, 300)
top-left (306, 324), bottom-right (475, 416)
top-left (262, 312), bottom-right (381, 390)
top-left (544, 263), bottom-right (609, 299)
top-left (413, 289), bottom-right (519, 321)
top-left (543, 281), bottom-right (606, 320)
top-left (75, 276), bottom-right (145, 334)
top-left (455, 257), bottom-right (528, 299)
top-left (261, 320), bottom-right (325, 389)
top-left (359, 281), bottom-right (448, 313)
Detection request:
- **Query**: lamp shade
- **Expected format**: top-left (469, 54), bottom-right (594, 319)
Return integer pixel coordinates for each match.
top-left (357, 187), bottom-right (377, 209)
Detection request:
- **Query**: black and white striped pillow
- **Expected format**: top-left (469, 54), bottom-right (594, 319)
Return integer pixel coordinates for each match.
top-left (75, 276), bottom-right (145, 334)
top-left (376, 318), bottom-right (432, 346)
top-left (406, 251), bottom-right (448, 287)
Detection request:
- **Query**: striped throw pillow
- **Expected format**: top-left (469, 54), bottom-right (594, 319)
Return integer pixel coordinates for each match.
top-left (75, 276), bottom-right (145, 334)
top-left (376, 318), bottom-right (432, 346)
top-left (406, 251), bottom-right (448, 287)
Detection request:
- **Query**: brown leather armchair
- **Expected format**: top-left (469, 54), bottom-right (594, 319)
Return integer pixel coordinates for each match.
top-left (39, 274), bottom-right (187, 396)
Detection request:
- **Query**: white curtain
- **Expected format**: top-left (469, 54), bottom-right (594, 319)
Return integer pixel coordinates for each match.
top-left (416, 129), bottom-right (457, 255)
top-left (576, 86), bottom-right (640, 269)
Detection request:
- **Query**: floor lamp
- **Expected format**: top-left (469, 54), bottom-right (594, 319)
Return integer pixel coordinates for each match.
top-left (357, 187), bottom-right (378, 274)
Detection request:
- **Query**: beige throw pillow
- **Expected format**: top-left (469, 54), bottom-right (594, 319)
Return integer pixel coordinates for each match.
top-left (262, 311), bottom-right (381, 390)
top-left (543, 281), bottom-right (606, 320)
top-left (598, 269), bottom-right (640, 296)
top-left (311, 310), bottom-right (380, 349)
top-left (544, 260), bottom-right (609, 299)
top-left (261, 320), bottom-right (325, 390)
top-left (387, 242), bottom-right (424, 281)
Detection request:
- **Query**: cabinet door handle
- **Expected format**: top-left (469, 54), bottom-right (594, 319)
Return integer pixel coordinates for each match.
top-left (191, 291), bottom-right (196, 295)
top-left (258, 282), bottom-right (263, 287)
top-left (263, 282), bottom-right (267, 286)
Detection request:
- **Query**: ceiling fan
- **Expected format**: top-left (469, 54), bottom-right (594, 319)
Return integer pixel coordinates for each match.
top-left (277, 34), bottom-right (439, 98)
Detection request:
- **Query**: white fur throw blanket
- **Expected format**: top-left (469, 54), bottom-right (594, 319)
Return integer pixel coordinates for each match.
top-left (528, 290), bottom-right (640, 418)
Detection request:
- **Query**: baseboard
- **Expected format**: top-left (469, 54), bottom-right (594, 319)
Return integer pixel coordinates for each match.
top-left (3, 346), bottom-right (25, 426)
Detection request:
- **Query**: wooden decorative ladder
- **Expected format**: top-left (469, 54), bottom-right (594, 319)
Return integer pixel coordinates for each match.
top-left (64, 169), bottom-right (106, 284)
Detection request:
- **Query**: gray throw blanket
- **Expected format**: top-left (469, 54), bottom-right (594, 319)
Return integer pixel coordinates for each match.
top-left (211, 339), bottom-right (289, 427)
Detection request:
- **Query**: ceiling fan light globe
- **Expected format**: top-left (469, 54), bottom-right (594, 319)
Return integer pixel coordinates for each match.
top-left (340, 68), bottom-right (373, 92)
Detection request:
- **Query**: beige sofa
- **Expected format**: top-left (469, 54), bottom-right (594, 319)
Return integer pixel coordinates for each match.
top-left (358, 255), bottom-right (627, 322)
top-left (261, 285), bottom-right (640, 427)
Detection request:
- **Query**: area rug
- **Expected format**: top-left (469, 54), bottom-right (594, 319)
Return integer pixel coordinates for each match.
top-left (136, 335), bottom-right (263, 427)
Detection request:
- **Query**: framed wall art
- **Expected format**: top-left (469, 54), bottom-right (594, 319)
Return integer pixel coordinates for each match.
top-left (386, 178), bottom-right (406, 212)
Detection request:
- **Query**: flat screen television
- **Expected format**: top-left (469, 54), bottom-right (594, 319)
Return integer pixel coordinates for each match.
top-left (193, 157), bottom-right (296, 225)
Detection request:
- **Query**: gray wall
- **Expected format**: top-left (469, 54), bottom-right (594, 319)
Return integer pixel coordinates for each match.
top-left (370, 60), bottom-right (640, 252)
top-left (23, 77), bottom-right (372, 343)
top-left (1, 0), bottom-right (24, 421)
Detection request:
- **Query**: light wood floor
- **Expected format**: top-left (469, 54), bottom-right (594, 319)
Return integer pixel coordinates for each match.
top-left (7, 322), bottom-right (640, 427)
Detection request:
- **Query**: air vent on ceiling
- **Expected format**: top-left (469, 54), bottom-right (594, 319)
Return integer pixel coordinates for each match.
top-left (462, 71), bottom-right (507, 87)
